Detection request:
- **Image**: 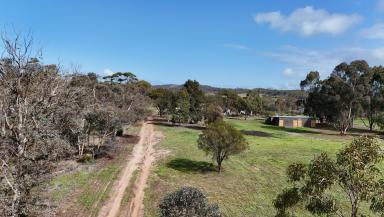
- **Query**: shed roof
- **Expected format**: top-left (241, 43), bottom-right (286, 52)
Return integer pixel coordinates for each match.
top-left (271, 115), bottom-right (311, 118)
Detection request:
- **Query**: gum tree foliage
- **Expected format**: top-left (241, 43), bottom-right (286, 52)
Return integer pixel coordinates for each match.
top-left (217, 89), bottom-right (243, 115)
top-left (197, 120), bottom-right (248, 172)
top-left (183, 80), bottom-right (205, 123)
top-left (136, 79), bottom-right (152, 94)
top-left (374, 112), bottom-right (384, 131)
top-left (149, 88), bottom-right (174, 117)
top-left (159, 186), bottom-right (221, 217)
top-left (83, 108), bottom-right (120, 155)
top-left (59, 72), bottom-right (151, 158)
top-left (273, 136), bottom-right (384, 217)
top-left (205, 104), bottom-right (224, 124)
top-left (57, 73), bottom-right (98, 157)
top-left (215, 89), bottom-right (263, 117)
top-left (360, 66), bottom-right (384, 131)
top-left (301, 60), bottom-right (369, 135)
top-left (160, 80), bottom-right (204, 124)
top-left (102, 71), bottom-right (137, 84)
top-left (244, 90), bottom-right (263, 116)
top-left (171, 88), bottom-right (190, 124)
top-left (0, 35), bottom-right (73, 216)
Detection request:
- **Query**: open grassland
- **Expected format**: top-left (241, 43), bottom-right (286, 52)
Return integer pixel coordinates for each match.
top-left (144, 119), bottom-right (381, 217)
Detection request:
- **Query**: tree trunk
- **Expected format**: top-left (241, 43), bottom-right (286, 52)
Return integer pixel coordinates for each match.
top-left (11, 179), bottom-right (20, 217)
top-left (217, 161), bottom-right (222, 173)
top-left (351, 201), bottom-right (358, 217)
top-left (340, 128), bottom-right (348, 136)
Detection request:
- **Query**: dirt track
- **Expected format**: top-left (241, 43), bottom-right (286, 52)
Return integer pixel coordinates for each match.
top-left (98, 122), bottom-right (160, 217)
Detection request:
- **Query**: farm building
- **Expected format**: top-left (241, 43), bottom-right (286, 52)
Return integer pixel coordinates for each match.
top-left (265, 116), bottom-right (316, 128)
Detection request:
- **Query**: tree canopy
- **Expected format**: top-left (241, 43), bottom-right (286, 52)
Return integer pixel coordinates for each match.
top-left (301, 60), bottom-right (384, 135)
top-left (274, 136), bottom-right (384, 217)
top-left (197, 120), bottom-right (248, 172)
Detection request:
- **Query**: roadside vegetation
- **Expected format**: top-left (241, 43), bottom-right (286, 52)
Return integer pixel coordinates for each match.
top-left (50, 125), bottom-right (141, 216)
top-left (0, 33), bottom-right (150, 217)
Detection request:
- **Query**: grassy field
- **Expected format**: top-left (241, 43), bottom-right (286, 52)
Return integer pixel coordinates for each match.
top-left (353, 118), bottom-right (379, 131)
top-left (144, 119), bottom-right (380, 217)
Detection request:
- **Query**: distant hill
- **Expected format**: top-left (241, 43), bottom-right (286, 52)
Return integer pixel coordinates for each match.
top-left (153, 84), bottom-right (302, 96)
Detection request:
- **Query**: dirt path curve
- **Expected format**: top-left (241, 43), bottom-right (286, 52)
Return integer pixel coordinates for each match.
top-left (98, 122), bottom-right (155, 217)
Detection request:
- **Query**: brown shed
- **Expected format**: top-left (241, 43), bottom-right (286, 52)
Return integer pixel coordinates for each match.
top-left (265, 116), bottom-right (315, 128)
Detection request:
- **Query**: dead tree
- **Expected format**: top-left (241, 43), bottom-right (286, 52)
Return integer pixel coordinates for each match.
top-left (0, 34), bottom-right (71, 216)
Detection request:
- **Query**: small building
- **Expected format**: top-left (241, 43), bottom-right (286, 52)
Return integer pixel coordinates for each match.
top-left (265, 116), bottom-right (316, 128)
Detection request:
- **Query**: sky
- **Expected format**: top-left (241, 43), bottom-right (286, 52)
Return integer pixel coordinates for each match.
top-left (1, 0), bottom-right (384, 89)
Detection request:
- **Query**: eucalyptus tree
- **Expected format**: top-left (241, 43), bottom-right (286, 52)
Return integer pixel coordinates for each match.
top-left (360, 66), bottom-right (384, 131)
top-left (197, 120), bottom-right (248, 172)
top-left (301, 61), bottom-right (369, 135)
top-left (183, 80), bottom-right (205, 123)
top-left (274, 136), bottom-right (384, 217)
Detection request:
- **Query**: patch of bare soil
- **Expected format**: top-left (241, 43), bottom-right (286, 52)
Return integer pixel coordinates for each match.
top-left (98, 123), bottom-right (164, 217)
top-left (125, 131), bottom-right (164, 217)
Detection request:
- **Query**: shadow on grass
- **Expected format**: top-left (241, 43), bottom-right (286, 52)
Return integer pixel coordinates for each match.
top-left (261, 124), bottom-right (379, 138)
top-left (166, 158), bottom-right (216, 173)
top-left (240, 130), bottom-right (274, 138)
top-left (151, 121), bottom-right (206, 131)
top-left (261, 125), bottom-right (322, 135)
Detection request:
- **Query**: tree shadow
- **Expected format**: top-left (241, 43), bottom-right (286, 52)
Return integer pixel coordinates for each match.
top-left (261, 124), bottom-right (322, 135)
top-left (166, 158), bottom-right (216, 173)
top-left (240, 130), bottom-right (274, 138)
top-left (151, 121), bottom-right (206, 130)
top-left (117, 135), bottom-right (140, 143)
top-left (261, 124), bottom-right (381, 138)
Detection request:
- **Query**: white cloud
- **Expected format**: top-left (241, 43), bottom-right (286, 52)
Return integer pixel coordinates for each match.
top-left (254, 6), bottom-right (362, 37)
top-left (373, 47), bottom-right (384, 59)
top-left (260, 45), bottom-right (384, 84)
top-left (361, 23), bottom-right (384, 39)
top-left (261, 46), bottom-right (341, 78)
top-left (282, 68), bottom-right (295, 77)
top-left (103, 68), bottom-right (114, 76)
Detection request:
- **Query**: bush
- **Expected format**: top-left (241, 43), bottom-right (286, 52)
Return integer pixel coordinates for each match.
top-left (159, 186), bottom-right (221, 217)
top-left (198, 120), bottom-right (248, 172)
top-left (78, 153), bottom-right (93, 163)
top-left (205, 104), bottom-right (224, 124)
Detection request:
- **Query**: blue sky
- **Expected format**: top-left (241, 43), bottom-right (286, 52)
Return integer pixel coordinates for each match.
top-left (1, 0), bottom-right (384, 89)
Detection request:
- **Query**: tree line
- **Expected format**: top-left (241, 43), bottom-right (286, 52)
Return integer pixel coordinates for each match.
top-left (301, 60), bottom-right (384, 135)
top-left (0, 35), bottom-right (151, 216)
top-left (149, 80), bottom-right (265, 124)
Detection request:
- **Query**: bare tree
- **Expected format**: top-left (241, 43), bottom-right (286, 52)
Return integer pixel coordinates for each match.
top-left (0, 34), bottom-right (72, 216)
top-left (0, 32), bottom-right (152, 216)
